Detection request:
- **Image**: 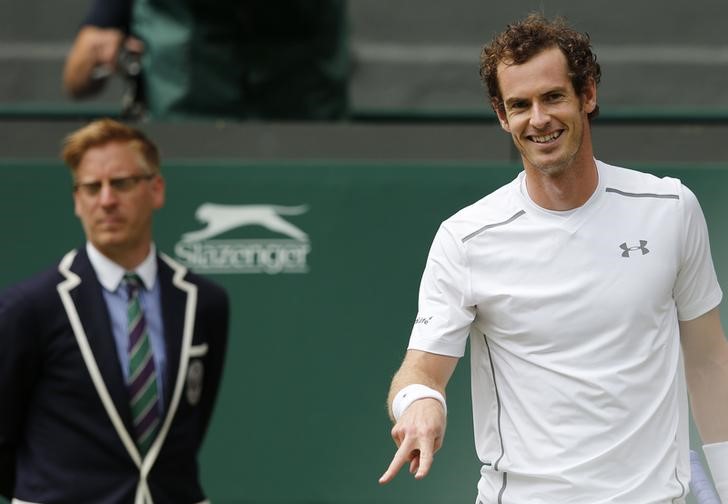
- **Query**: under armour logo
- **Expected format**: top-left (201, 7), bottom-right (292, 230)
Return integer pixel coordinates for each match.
top-left (620, 240), bottom-right (649, 257)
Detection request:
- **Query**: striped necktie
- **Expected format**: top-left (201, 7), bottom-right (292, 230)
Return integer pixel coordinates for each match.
top-left (124, 273), bottom-right (161, 455)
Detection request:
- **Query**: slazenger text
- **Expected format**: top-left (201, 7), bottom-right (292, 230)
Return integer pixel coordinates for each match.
top-left (174, 240), bottom-right (310, 274)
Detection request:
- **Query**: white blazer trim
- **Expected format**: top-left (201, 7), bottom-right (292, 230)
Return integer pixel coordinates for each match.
top-left (57, 250), bottom-right (200, 504)
top-left (189, 343), bottom-right (208, 358)
top-left (57, 249), bottom-right (142, 470)
top-left (136, 253), bottom-right (198, 502)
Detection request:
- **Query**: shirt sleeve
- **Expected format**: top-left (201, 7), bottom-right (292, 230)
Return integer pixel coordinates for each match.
top-left (408, 224), bottom-right (475, 357)
top-left (673, 183), bottom-right (723, 321)
top-left (82, 0), bottom-right (132, 31)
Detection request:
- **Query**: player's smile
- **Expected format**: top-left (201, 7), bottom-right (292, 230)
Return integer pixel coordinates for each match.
top-left (529, 130), bottom-right (563, 144)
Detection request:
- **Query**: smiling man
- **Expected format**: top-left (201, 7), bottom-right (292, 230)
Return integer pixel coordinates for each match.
top-left (0, 119), bottom-right (229, 504)
top-left (379, 14), bottom-right (728, 504)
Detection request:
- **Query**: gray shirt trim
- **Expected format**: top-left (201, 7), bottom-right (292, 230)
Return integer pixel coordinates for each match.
top-left (462, 210), bottom-right (526, 243)
top-left (605, 187), bottom-right (679, 199)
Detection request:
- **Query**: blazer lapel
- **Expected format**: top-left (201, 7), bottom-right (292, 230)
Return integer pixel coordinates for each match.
top-left (69, 249), bottom-right (135, 432)
top-left (158, 256), bottom-right (186, 412)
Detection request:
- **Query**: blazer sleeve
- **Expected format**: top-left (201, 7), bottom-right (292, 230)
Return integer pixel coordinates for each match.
top-left (0, 284), bottom-right (41, 498)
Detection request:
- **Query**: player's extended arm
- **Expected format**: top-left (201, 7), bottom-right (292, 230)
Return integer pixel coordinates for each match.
top-left (379, 349), bottom-right (458, 484)
top-left (680, 306), bottom-right (728, 502)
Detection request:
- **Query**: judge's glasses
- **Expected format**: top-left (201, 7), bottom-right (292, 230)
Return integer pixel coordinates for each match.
top-left (74, 174), bottom-right (155, 197)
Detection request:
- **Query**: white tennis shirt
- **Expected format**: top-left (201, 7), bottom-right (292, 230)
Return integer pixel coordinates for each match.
top-left (408, 161), bottom-right (722, 504)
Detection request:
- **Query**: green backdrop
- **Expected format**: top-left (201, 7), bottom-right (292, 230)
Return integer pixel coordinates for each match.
top-left (1, 160), bottom-right (725, 504)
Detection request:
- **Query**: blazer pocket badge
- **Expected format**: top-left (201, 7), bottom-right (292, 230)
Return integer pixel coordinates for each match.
top-left (186, 360), bottom-right (205, 406)
top-left (186, 344), bottom-right (208, 405)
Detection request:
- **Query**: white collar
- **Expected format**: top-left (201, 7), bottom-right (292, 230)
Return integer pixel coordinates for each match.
top-left (86, 242), bottom-right (158, 292)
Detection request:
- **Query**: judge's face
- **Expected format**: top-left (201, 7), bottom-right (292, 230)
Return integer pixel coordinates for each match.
top-left (73, 141), bottom-right (165, 263)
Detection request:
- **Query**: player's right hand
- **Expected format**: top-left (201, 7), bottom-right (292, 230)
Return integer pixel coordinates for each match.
top-left (378, 398), bottom-right (447, 484)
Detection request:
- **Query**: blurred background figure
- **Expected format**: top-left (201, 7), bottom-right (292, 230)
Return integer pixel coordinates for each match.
top-left (63, 0), bottom-right (145, 116)
top-left (63, 0), bottom-right (349, 120)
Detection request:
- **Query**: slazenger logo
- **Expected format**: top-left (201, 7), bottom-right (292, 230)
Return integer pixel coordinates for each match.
top-left (174, 203), bottom-right (311, 274)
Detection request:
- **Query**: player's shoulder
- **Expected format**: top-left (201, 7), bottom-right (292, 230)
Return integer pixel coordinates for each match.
top-left (440, 176), bottom-right (523, 242)
top-left (599, 160), bottom-right (683, 197)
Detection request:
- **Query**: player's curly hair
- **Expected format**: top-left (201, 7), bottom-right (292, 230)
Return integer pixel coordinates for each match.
top-left (479, 13), bottom-right (601, 120)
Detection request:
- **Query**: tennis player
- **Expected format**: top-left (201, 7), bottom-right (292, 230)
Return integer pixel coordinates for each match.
top-left (379, 14), bottom-right (728, 504)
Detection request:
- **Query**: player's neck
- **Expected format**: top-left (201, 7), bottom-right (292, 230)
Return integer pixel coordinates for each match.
top-left (524, 156), bottom-right (598, 211)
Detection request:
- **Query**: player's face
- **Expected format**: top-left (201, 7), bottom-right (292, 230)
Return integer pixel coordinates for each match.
top-left (494, 46), bottom-right (597, 177)
top-left (73, 141), bottom-right (165, 265)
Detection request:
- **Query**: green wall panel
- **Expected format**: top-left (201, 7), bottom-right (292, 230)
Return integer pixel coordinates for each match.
top-left (0, 160), bottom-right (724, 504)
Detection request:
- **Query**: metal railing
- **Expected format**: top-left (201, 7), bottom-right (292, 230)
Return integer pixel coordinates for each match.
top-left (2, 102), bottom-right (728, 126)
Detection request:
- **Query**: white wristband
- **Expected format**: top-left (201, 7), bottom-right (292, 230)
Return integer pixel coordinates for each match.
top-left (392, 384), bottom-right (447, 421)
top-left (704, 441), bottom-right (728, 503)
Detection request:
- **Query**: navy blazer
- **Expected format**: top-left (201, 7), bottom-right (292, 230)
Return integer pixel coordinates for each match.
top-left (0, 248), bottom-right (229, 504)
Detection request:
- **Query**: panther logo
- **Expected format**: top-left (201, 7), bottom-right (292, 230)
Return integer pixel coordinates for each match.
top-left (181, 203), bottom-right (309, 242)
